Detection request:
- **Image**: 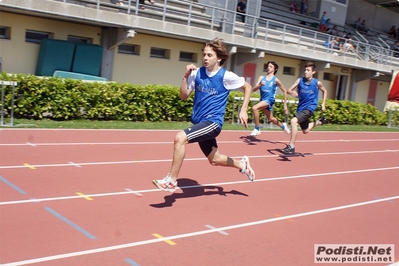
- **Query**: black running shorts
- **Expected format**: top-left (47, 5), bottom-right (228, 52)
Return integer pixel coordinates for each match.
top-left (184, 121), bottom-right (221, 157)
top-left (294, 109), bottom-right (314, 130)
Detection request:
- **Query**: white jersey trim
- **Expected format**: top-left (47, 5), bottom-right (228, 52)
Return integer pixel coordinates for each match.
top-left (187, 68), bottom-right (245, 91)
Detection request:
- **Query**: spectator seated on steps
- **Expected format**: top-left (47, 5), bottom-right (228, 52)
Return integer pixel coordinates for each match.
top-left (388, 26), bottom-right (397, 39)
top-left (290, 1), bottom-right (298, 13)
top-left (323, 36), bottom-right (340, 50)
top-left (358, 20), bottom-right (368, 34)
top-left (353, 17), bottom-right (361, 30)
top-left (340, 36), bottom-right (355, 53)
top-left (327, 25), bottom-right (340, 36)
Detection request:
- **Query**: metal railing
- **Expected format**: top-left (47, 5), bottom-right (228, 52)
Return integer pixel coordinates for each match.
top-left (53, 0), bottom-right (398, 66)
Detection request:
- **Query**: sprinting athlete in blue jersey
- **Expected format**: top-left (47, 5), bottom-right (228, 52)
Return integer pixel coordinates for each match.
top-left (249, 61), bottom-right (290, 136)
top-left (153, 38), bottom-right (255, 193)
top-left (281, 61), bottom-right (328, 154)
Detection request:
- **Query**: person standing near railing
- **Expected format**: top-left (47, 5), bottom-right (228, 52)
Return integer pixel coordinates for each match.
top-left (319, 11), bottom-right (327, 32)
top-left (237, 0), bottom-right (247, 23)
top-left (300, 0), bottom-right (310, 15)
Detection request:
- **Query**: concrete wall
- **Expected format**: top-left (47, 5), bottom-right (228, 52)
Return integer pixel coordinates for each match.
top-left (255, 54), bottom-right (300, 93)
top-left (112, 34), bottom-right (204, 85)
top-left (354, 78), bottom-right (390, 108)
top-left (355, 79), bottom-right (370, 104)
top-left (0, 10), bottom-right (392, 111)
top-left (375, 80), bottom-right (390, 109)
top-left (0, 12), bottom-right (101, 74)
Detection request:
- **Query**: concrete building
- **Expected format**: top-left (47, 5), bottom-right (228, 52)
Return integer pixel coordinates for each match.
top-left (0, 0), bottom-right (398, 111)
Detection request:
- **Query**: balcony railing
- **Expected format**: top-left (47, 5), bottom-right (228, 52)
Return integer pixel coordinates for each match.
top-left (51, 0), bottom-right (399, 67)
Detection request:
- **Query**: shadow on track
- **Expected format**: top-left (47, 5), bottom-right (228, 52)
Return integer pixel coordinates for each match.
top-left (239, 135), bottom-right (287, 146)
top-left (267, 148), bottom-right (313, 161)
top-left (150, 178), bottom-right (248, 208)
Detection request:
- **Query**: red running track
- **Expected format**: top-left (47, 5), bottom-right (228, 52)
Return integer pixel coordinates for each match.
top-left (0, 128), bottom-right (398, 266)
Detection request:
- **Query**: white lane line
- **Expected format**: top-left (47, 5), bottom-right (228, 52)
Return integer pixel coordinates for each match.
top-left (25, 142), bottom-right (36, 147)
top-left (125, 188), bottom-right (143, 197)
top-left (1, 138), bottom-right (399, 146)
top-left (1, 165), bottom-right (398, 206)
top-left (68, 162), bottom-right (81, 167)
top-left (2, 195), bottom-right (398, 266)
top-left (205, 225), bottom-right (229, 235)
top-left (1, 149), bottom-right (399, 170)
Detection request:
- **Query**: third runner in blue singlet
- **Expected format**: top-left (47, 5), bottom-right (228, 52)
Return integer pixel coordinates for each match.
top-left (281, 61), bottom-right (328, 154)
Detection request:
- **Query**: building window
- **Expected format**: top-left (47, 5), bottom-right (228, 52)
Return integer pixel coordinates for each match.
top-left (118, 44), bottom-right (140, 55)
top-left (323, 72), bottom-right (334, 81)
top-left (150, 47), bottom-right (170, 59)
top-left (67, 35), bottom-right (92, 44)
top-left (25, 30), bottom-right (51, 44)
top-left (325, 0), bottom-right (347, 5)
top-left (283, 66), bottom-right (295, 75)
top-left (0, 26), bottom-right (10, 40)
top-left (179, 51), bottom-right (197, 62)
top-left (334, 0), bottom-right (347, 5)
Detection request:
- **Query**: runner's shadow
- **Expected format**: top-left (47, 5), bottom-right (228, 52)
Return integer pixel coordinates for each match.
top-left (149, 178), bottom-right (248, 208)
top-left (239, 135), bottom-right (286, 146)
top-left (267, 148), bottom-right (313, 161)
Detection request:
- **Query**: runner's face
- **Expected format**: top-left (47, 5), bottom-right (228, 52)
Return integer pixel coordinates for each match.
top-left (304, 66), bottom-right (315, 79)
top-left (267, 63), bottom-right (275, 74)
top-left (203, 46), bottom-right (219, 70)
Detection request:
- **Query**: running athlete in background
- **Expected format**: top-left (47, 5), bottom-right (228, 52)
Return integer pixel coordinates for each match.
top-left (249, 61), bottom-right (290, 136)
top-left (281, 61), bottom-right (328, 154)
top-left (153, 38), bottom-right (255, 193)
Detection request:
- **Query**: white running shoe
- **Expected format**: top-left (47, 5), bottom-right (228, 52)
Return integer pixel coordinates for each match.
top-left (152, 174), bottom-right (178, 192)
top-left (282, 123), bottom-right (291, 134)
top-left (240, 156), bottom-right (255, 181)
top-left (250, 129), bottom-right (260, 136)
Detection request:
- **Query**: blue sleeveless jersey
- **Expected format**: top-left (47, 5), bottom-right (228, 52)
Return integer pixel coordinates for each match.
top-left (191, 67), bottom-right (229, 128)
top-left (297, 77), bottom-right (319, 113)
top-left (260, 76), bottom-right (277, 103)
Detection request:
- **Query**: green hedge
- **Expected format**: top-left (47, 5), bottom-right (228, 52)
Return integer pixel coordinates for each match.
top-left (0, 72), bottom-right (396, 126)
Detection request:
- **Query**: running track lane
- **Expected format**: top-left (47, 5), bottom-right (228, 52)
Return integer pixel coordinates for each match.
top-left (0, 129), bottom-right (398, 266)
